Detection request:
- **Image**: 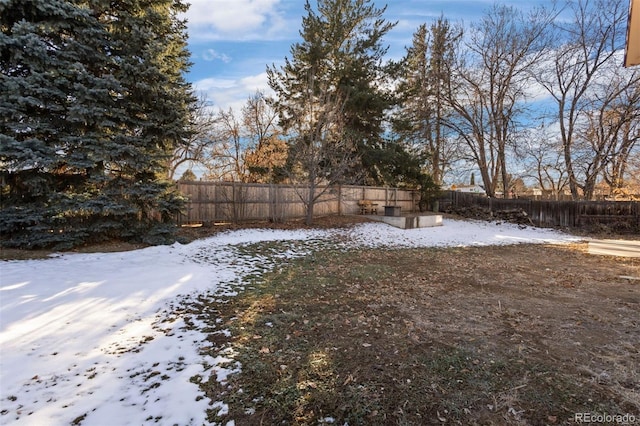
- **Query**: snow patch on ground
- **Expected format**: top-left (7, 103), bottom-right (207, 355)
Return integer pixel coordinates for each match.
top-left (0, 219), bottom-right (579, 425)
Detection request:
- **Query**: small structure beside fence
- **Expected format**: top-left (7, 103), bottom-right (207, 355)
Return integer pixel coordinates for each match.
top-left (176, 182), bottom-right (419, 224)
top-left (442, 191), bottom-right (640, 229)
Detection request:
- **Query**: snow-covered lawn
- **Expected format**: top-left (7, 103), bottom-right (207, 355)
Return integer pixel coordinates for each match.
top-left (0, 219), bottom-right (579, 425)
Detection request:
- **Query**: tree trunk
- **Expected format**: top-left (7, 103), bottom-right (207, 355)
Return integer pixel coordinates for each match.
top-left (583, 176), bottom-right (597, 201)
top-left (500, 150), bottom-right (509, 198)
top-left (563, 137), bottom-right (581, 200)
top-left (305, 181), bottom-right (316, 226)
top-left (305, 195), bottom-right (315, 225)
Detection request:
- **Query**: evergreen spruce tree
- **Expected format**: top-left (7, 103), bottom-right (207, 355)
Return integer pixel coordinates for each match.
top-left (0, 0), bottom-right (195, 248)
top-left (178, 169), bottom-right (197, 182)
top-left (393, 18), bottom-right (461, 186)
top-left (267, 0), bottom-right (396, 186)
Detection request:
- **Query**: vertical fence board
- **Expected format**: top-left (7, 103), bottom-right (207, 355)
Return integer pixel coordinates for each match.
top-left (176, 182), bottom-right (418, 224)
top-left (178, 184), bottom-right (638, 228)
top-left (442, 191), bottom-right (639, 229)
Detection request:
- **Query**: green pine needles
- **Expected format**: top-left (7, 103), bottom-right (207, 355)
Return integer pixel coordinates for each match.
top-left (0, 0), bottom-right (195, 249)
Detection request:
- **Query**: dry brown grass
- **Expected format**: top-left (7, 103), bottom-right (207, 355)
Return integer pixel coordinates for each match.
top-left (3, 216), bottom-right (638, 425)
top-left (190, 241), bottom-right (640, 425)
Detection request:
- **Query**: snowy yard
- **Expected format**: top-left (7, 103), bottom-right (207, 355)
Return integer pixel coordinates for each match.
top-left (0, 219), bottom-right (581, 425)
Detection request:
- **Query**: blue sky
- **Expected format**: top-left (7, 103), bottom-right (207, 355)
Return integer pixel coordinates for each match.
top-left (182, 0), bottom-right (555, 112)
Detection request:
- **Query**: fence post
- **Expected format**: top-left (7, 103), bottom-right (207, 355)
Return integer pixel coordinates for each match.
top-left (197, 182), bottom-right (203, 223)
top-left (232, 181), bottom-right (241, 223)
top-left (268, 184), bottom-right (274, 222)
top-left (177, 183), bottom-right (435, 223)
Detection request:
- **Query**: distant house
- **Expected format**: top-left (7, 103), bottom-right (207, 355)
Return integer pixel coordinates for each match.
top-left (520, 187), bottom-right (572, 200)
top-left (450, 184), bottom-right (486, 195)
top-left (521, 187), bottom-right (543, 198)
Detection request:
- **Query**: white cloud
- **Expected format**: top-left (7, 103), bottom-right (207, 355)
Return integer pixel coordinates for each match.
top-left (185, 0), bottom-right (289, 41)
top-left (195, 77), bottom-right (238, 90)
top-left (185, 0), bottom-right (277, 28)
top-left (193, 72), bottom-right (273, 112)
top-left (201, 49), bottom-right (232, 63)
top-left (239, 72), bottom-right (271, 92)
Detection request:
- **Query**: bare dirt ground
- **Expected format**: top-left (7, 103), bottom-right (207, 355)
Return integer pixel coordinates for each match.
top-left (3, 216), bottom-right (639, 425)
top-left (198, 239), bottom-right (639, 425)
top-left (118, 215), bottom-right (636, 425)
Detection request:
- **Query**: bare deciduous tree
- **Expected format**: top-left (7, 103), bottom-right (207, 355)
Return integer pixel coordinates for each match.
top-left (167, 96), bottom-right (217, 180)
top-left (286, 73), bottom-right (357, 225)
top-left (516, 125), bottom-right (570, 198)
top-left (170, 92), bottom-right (286, 183)
top-left (242, 91), bottom-right (279, 150)
top-left (603, 114), bottom-right (640, 195)
top-left (446, 4), bottom-right (555, 197)
top-left (200, 107), bottom-right (246, 181)
top-left (534, 0), bottom-right (629, 199)
top-left (577, 73), bottom-right (640, 199)
top-left (241, 91), bottom-right (287, 183)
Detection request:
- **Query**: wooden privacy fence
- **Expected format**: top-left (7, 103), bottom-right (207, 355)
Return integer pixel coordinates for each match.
top-left (176, 182), bottom-right (419, 224)
top-left (445, 191), bottom-right (640, 228)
